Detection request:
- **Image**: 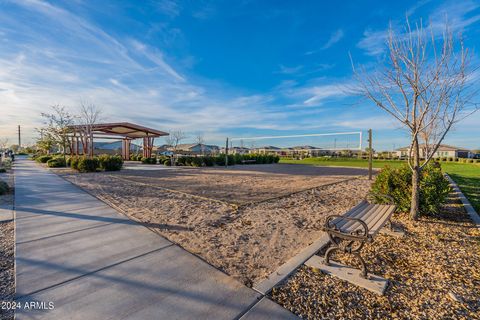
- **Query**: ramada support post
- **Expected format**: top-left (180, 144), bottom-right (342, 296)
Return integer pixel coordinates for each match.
top-left (142, 136), bottom-right (154, 158)
top-left (121, 139), bottom-right (131, 160)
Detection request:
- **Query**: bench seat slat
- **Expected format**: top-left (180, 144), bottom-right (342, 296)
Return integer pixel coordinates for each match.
top-left (339, 204), bottom-right (386, 233)
top-left (336, 204), bottom-right (378, 231)
top-left (369, 206), bottom-right (396, 236)
top-left (365, 206), bottom-right (391, 234)
top-left (334, 201), bottom-right (370, 229)
top-left (362, 205), bottom-right (391, 229)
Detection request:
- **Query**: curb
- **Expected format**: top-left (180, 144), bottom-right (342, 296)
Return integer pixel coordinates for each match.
top-left (445, 174), bottom-right (480, 230)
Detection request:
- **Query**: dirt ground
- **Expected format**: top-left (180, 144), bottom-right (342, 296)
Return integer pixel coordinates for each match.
top-left (60, 163), bottom-right (371, 285)
top-left (270, 195), bottom-right (480, 319)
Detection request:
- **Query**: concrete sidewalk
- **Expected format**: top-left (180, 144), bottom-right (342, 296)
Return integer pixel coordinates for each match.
top-left (14, 159), bottom-right (297, 320)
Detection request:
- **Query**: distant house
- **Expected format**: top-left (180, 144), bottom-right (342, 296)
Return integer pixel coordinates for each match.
top-left (251, 145), bottom-right (329, 157)
top-left (395, 144), bottom-right (474, 159)
top-left (174, 143), bottom-right (220, 155)
top-left (154, 144), bottom-right (172, 155)
top-left (93, 141), bottom-right (142, 155)
top-left (251, 146), bottom-right (283, 155)
top-left (291, 145), bottom-right (328, 157)
top-left (229, 147), bottom-right (250, 155)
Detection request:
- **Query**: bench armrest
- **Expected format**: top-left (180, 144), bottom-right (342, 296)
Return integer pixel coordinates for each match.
top-left (366, 192), bottom-right (395, 205)
top-left (323, 214), bottom-right (370, 239)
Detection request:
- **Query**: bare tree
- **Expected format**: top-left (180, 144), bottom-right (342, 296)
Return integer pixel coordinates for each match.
top-left (165, 129), bottom-right (186, 165)
top-left (41, 105), bottom-right (76, 166)
top-left (0, 138), bottom-right (8, 164)
top-left (352, 19), bottom-right (478, 219)
top-left (35, 128), bottom-right (55, 154)
top-left (195, 133), bottom-right (205, 155)
top-left (76, 102), bottom-right (103, 157)
top-left (0, 138), bottom-right (9, 151)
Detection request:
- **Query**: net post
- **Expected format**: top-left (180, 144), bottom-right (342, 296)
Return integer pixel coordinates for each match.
top-left (368, 129), bottom-right (373, 180)
top-left (225, 137), bottom-right (229, 167)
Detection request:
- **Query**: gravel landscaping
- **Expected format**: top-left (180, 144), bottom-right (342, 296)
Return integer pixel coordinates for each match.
top-left (270, 194), bottom-right (480, 319)
top-left (0, 171), bottom-right (14, 320)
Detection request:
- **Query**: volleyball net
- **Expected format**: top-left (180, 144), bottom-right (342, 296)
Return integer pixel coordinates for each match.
top-left (227, 131), bottom-right (363, 156)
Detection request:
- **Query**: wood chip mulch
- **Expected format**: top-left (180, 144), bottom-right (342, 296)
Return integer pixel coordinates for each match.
top-left (270, 195), bottom-right (480, 320)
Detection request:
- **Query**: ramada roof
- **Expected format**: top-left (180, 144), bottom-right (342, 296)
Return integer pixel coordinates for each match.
top-left (68, 122), bottom-right (169, 139)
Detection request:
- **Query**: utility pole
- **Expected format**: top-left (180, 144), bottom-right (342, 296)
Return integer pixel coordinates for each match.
top-left (225, 137), bottom-right (229, 167)
top-left (368, 129), bottom-right (373, 180)
top-left (18, 125), bottom-right (21, 148)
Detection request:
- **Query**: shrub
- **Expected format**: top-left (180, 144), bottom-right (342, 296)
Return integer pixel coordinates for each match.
top-left (447, 157), bottom-right (454, 162)
top-left (203, 156), bottom-right (215, 166)
top-left (36, 155), bottom-right (53, 163)
top-left (215, 155), bottom-right (226, 166)
top-left (371, 165), bottom-right (412, 213)
top-left (419, 164), bottom-right (451, 214)
top-left (0, 168), bottom-right (6, 173)
top-left (141, 157), bottom-right (157, 164)
top-left (163, 159), bottom-right (172, 166)
top-left (77, 157), bottom-right (99, 172)
top-left (371, 163), bottom-right (450, 215)
top-left (130, 154), bottom-right (143, 161)
top-left (70, 157), bottom-right (80, 170)
top-left (98, 154), bottom-right (123, 171)
top-left (47, 158), bottom-right (66, 168)
top-left (176, 157), bottom-right (188, 166)
top-left (0, 180), bottom-right (8, 195)
top-left (190, 157), bottom-right (204, 167)
top-left (157, 156), bottom-right (169, 164)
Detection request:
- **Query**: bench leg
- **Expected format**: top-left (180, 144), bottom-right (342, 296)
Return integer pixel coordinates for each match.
top-left (353, 251), bottom-right (368, 278)
top-left (323, 235), bottom-right (369, 278)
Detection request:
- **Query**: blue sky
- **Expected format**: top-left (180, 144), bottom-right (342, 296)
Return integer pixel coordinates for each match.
top-left (0, 0), bottom-right (479, 150)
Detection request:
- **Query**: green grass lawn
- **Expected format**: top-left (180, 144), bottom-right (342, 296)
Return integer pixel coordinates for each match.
top-left (280, 158), bottom-right (480, 212)
top-left (442, 163), bottom-right (480, 212)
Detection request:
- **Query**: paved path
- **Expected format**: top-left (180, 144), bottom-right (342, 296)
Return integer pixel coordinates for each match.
top-left (14, 160), bottom-right (297, 320)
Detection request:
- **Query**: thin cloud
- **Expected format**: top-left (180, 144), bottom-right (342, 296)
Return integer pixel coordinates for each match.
top-left (357, 0), bottom-right (480, 56)
top-left (155, 0), bottom-right (182, 18)
top-left (275, 65), bottom-right (303, 75)
top-left (305, 29), bottom-right (344, 55)
top-left (321, 29), bottom-right (344, 50)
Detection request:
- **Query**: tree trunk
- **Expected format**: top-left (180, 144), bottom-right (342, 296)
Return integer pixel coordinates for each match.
top-left (410, 137), bottom-right (421, 220)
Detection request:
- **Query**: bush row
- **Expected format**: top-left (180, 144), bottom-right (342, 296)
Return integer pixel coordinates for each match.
top-left (136, 154), bottom-right (280, 167)
top-left (174, 154), bottom-right (280, 167)
top-left (70, 155), bottom-right (123, 172)
top-left (33, 153), bottom-right (124, 172)
top-left (371, 162), bottom-right (451, 215)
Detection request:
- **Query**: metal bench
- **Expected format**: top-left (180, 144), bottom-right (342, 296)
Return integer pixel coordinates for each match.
top-left (322, 193), bottom-right (396, 278)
